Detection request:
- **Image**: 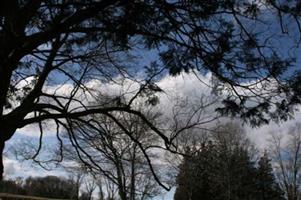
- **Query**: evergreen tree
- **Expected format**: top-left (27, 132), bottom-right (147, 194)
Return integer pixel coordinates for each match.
top-left (174, 141), bottom-right (257, 200)
top-left (174, 124), bottom-right (284, 200)
top-left (212, 124), bottom-right (258, 200)
top-left (174, 147), bottom-right (194, 200)
top-left (0, 0), bottom-right (301, 181)
top-left (191, 142), bottom-right (219, 200)
top-left (213, 144), bottom-right (257, 200)
top-left (255, 153), bottom-right (284, 200)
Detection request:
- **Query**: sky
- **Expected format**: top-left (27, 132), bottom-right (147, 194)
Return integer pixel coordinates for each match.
top-left (3, 71), bottom-right (301, 199)
top-left (2, 2), bottom-right (301, 200)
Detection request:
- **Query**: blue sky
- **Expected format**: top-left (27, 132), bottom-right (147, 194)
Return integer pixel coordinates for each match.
top-left (5, 2), bottom-right (301, 199)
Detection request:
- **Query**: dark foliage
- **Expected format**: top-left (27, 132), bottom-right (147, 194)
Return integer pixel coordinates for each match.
top-left (0, 179), bottom-right (26, 195)
top-left (255, 153), bottom-right (284, 200)
top-left (23, 176), bottom-right (78, 199)
top-left (0, 176), bottom-right (78, 199)
top-left (0, 0), bottom-right (300, 182)
top-left (174, 125), bottom-right (284, 200)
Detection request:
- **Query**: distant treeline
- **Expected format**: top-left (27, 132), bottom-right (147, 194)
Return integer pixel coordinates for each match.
top-left (0, 176), bottom-right (82, 200)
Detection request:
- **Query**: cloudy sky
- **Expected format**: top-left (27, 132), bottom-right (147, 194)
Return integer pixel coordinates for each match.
top-left (3, 70), bottom-right (301, 199)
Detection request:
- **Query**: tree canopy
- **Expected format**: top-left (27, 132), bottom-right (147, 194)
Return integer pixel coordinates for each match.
top-left (174, 124), bottom-right (284, 200)
top-left (0, 0), bottom-right (301, 182)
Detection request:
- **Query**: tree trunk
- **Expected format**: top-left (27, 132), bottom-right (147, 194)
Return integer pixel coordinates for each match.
top-left (116, 163), bottom-right (127, 200)
top-left (0, 140), bottom-right (5, 181)
top-left (130, 145), bottom-right (136, 200)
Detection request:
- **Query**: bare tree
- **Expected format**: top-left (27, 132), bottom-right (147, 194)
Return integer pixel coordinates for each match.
top-left (1, 0), bottom-right (301, 185)
top-left (82, 178), bottom-right (97, 200)
top-left (96, 175), bottom-right (118, 200)
top-left (269, 123), bottom-right (301, 200)
top-left (64, 107), bottom-right (162, 200)
top-left (67, 168), bottom-right (85, 200)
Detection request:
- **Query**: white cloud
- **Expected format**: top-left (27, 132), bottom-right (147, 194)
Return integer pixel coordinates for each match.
top-left (16, 72), bottom-right (216, 136)
top-left (3, 158), bottom-right (17, 177)
top-left (8, 70), bottom-right (301, 197)
top-left (3, 156), bottom-right (67, 179)
top-left (246, 111), bottom-right (301, 151)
